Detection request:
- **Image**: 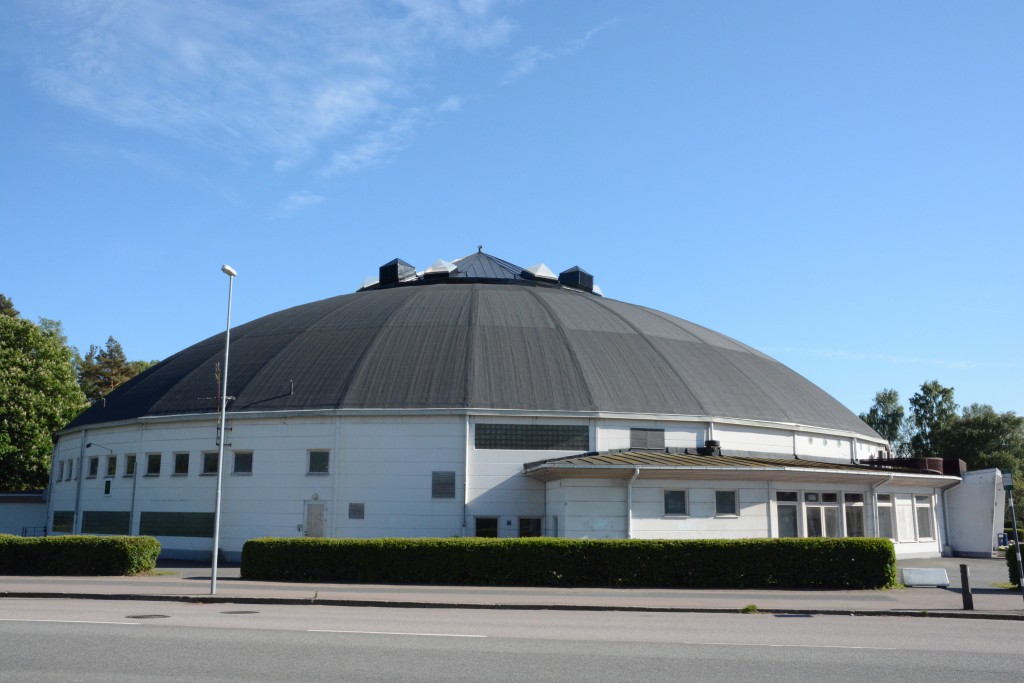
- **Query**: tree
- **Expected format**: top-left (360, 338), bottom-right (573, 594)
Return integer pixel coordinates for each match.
top-left (859, 388), bottom-right (910, 456)
top-left (908, 380), bottom-right (959, 458)
top-left (0, 307), bottom-right (88, 490)
top-left (78, 336), bottom-right (154, 403)
top-left (0, 294), bottom-right (17, 318)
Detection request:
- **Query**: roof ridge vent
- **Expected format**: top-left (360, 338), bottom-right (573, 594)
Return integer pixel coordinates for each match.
top-left (424, 259), bottom-right (457, 280)
top-left (379, 258), bottom-right (416, 286)
top-left (521, 263), bottom-right (558, 282)
top-left (558, 266), bottom-right (594, 292)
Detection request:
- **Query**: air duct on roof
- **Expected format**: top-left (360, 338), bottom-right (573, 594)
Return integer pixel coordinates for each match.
top-left (697, 439), bottom-right (721, 456)
top-left (521, 263), bottom-right (558, 282)
top-left (558, 266), bottom-right (594, 292)
top-left (424, 259), bottom-right (457, 280)
top-left (379, 258), bottom-right (416, 286)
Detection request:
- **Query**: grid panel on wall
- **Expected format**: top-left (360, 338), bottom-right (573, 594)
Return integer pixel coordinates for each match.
top-left (475, 424), bottom-right (589, 450)
top-left (139, 511), bottom-right (215, 538)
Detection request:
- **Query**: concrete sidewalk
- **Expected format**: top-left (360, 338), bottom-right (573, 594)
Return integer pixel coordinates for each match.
top-left (2, 556), bottom-right (1022, 621)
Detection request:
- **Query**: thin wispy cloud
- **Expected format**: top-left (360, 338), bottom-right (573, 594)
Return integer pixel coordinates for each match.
top-left (272, 190), bottom-right (327, 219)
top-left (502, 19), bottom-right (617, 84)
top-left (13, 0), bottom-right (515, 171)
top-left (764, 347), bottom-right (990, 371)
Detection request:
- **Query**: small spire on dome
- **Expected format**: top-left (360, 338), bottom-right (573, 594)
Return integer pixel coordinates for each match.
top-left (478, 245), bottom-right (483, 253)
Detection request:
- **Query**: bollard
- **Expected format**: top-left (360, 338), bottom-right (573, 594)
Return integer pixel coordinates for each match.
top-left (960, 563), bottom-right (974, 611)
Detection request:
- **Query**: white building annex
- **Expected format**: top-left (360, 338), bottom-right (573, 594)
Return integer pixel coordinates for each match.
top-left (45, 250), bottom-right (998, 561)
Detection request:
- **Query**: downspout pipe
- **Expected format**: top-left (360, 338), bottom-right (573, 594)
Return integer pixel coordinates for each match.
top-left (870, 472), bottom-right (894, 539)
top-left (626, 467), bottom-right (640, 539)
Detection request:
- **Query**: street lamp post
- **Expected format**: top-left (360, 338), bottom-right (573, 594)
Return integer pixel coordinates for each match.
top-left (211, 264), bottom-right (236, 596)
top-left (1004, 473), bottom-right (1024, 605)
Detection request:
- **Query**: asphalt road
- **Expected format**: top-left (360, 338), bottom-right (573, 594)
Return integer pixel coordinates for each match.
top-left (2, 599), bottom-right (1022, 682)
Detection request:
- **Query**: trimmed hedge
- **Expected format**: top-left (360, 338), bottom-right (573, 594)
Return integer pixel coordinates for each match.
top-left (242, 537), bottom-right (897, 589)
top-left (0, 535), bottom-right (161, 576)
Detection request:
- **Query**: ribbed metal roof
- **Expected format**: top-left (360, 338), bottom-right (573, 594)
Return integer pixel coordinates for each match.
top-left (65, 252), bottom-right (880, 439)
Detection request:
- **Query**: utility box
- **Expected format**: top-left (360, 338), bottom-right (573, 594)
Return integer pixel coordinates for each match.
top-left (945, 469), bottom-right (1006, 557)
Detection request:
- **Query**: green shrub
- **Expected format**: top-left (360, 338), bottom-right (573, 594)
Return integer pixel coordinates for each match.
top-left (0, 535), bottom-right (160, 575)
top-left (242, 537), bottom-right (896, 589)
top-left (1006, 542), bottom-right (1024, 586)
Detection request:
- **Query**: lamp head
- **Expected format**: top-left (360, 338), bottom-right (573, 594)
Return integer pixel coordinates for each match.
top-left (221, 265), bottom-right (237, 277)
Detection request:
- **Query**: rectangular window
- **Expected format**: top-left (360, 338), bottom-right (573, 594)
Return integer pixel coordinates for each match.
top-left (88, 457), bottom-right (99, 478)
top-left (139, 511), bottom-right (215, 538)
top-left (82, 510), bottom-right (130, 535)
top-left (475, 517), bottom-right (499, 538)
top-left (57, 461), bottom-right (65, 481)
top-left (233, 452), bottom-right (253, 474)
top-left (65, 460), bottom-right (73, 480)
top-left (519, 518), bottom-right (542, 537)
top-left (915, 495), bottom-right (934, 540)
top-left (844, 493), bottom-right (865, 537)
top-left (348, 502), bottom-right (365, 520)
top-left (432, 471), bottom-right (456, 499)
top-left (174, 452), bottom-right (189, 475)
top-left (630, 428), bottom-right (665, 449)
top-left (202, 452), bottom-right (218, 475)
top-left (52, 511), bottom-right (74, 532)
top-left (715, 490), bottom-right (737, 516)
top-left (805, 492), bottom-right (840, 537)
top-left (474, 424), bottom-right (589, 451)
top-left (103, 480), bottom-right (111, 496)
top-left (776, 491), bottom-right (799, 538)
top-left (308, 450), bottom-right (329, 474)
top-left (664, 490), bottom-right (688, 516)
top-left (877, 494), bottom-right (895, 540)
top-left (106, 456), bottom-right (117, 477)
top-left (146, 453), bottom-right (161, 476)
top-left (124, 454), bottom-right (136, 477)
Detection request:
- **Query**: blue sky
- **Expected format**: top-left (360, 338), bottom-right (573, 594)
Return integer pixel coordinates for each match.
top-left (2, 1), bottom-right (1021, 418)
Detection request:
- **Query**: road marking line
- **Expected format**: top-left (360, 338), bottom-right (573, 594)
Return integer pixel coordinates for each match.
top-left (0, 618), bottom-right (140, 626)
top-left (697, 641), bottom-right (898, 651)
top-left (309, 629), bottom-right (486, 638)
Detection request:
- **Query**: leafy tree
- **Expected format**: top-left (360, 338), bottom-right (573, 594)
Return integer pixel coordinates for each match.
top-left (859, 388), bottom-right (910, 456)
top-left (78, 336), bottom-right (155, 403)
top-left (0, 294), bottom-right (18, 318)
top-left (0, 307), bottom-right (88, 490)
top-left (908, 380), bottom-right (959, 458)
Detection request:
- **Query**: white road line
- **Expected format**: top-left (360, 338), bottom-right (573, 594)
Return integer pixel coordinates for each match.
top-left (309, 629), bottom-right (486, 638)
top-left (0, 618), bottom-right (140, 626)
top-left (697, 641), bottom-right (898, 651)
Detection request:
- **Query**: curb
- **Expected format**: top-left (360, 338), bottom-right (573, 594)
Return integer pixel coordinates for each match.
top-left (3, 591), bottom-right (1022, 621)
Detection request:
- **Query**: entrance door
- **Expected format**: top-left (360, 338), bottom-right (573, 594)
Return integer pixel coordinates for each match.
top-left (305, 503), bottom-right (326, 537)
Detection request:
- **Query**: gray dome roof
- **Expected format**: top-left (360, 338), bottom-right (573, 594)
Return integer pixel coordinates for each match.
top-left (67, 259), bottom-right (878, 439)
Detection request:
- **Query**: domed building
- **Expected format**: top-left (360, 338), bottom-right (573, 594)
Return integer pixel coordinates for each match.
top-left (45, 250), bottom-right (995, 560)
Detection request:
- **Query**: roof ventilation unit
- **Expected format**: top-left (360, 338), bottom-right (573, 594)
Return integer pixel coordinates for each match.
top-left (423, 259), bottom-right (457, 280)
top-left (379, 258), bottom-right (416, 286)
top-left (697, 439), bottom-right (720, 456)
top-left (558, 266), bottom-right (594, 292)
top-left (521, 263), bottom-right (558, 282)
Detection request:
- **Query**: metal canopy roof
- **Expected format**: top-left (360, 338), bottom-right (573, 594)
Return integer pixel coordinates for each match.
top-left (523, 451), bottom-right (958, 486)
top-left (66, 251), bottom-right (883, 440)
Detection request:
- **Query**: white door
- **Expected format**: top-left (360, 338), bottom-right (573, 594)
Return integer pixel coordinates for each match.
top-left (305, 503), bottom-right (326, 537)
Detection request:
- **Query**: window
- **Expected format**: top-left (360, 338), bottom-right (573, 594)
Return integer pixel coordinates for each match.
top-left (432, 471), bottom-right (456, 498)
top-left (67, 460), bottom-right (74, 480)
top-left (664, 490), bottom-right (688, 516)
top-left (474, 424), bottom-right (589, 451)
top-left (308, 450), bottom-right (329, 474)
top-left (877, 494), bottom-right (894, 539)
top-left (475, 517), bottom-right (498, 537)
top-left (233, 452), bottom-right (253, 474)
top-left (125, 454), bottom-right (136, 477)
top-left (519, 518), bottom-right (542, 537)
top-left (805, 492), bottom-right (840, 537)
top-left (915, 495), bottom-right (934, 540)
top-left (106, 456), bottom-right (117, 477)
top-left (630, 428), bottom-right (665, 449)
top-left (715, 490), bottom-right (737, 516)
top-left (174, 452), bottom-right (189, 475)
top-left (776, 491), bottom-right (798, 538)
top-left (202, 452), bottom-right (218, 475)
top-left (103, 480), bottom-right (111, 496)
top-left (57, 461), bottom-right (64, 481)
top-left (844, 493), bottom-right (865, 537)
top-left (146, 453), bottom-right (161, 476)
top-left (88, 457), bottom-right (99, 478)
top-left (348, 503), bottom-right (365, 520)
